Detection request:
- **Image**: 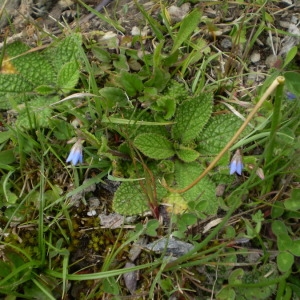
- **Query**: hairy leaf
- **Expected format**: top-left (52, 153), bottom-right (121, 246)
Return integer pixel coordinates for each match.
top-left (169, 161), bottom-right (218, 215)
top-left (176, 146), bottom-right (199, 162)
top-left (58, 61), bottom-right (80, 93)
top-left (112, 182), bottom-right (149, 215)
top-left (134, 133), bottom-right (175, 159)
top-left (197, 114), bottom-right (244, 154)
top-left (118, 71), bottom-right (144, 97)
top-left (172, 93), bottom-right (212, 143)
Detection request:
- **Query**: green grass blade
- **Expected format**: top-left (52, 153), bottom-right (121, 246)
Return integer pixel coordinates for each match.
top-left (171, 9), bottom-right (201, 53)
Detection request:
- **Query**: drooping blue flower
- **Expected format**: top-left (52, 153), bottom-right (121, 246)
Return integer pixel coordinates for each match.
top-left (286, 91), bottom-right (297, 100)
top-left (66, 139), bottom-right (83, 165)
top-left (230, 149), bottom-right (243, 175)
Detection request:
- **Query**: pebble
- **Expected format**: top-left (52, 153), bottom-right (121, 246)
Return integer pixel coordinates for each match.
top-left (250, 51), bottom-right (261, 63)
top-left (167, 3), bottom-right (190, 23)
top-left (220, 38), bottom-right (232, 49)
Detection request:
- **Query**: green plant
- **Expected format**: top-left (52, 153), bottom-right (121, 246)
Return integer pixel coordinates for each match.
top-left (0, 34), bottom-right (82, 128)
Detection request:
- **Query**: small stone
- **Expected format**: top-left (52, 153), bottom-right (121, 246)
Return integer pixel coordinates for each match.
top-left (167, 3), bottom-right (190, 23)
top-left (99, 213), bottom-right (125, 229)
top-left (250, 51), bottom-right (261, 63)
top-left (123, 262), bottom-right (138, 295)
top-left (265, 54), bottom-right (282, 68)
top-left (220, 38), bottom-right (232, 49)
top-left (87, 210), bottom-right (97, 217)
top-left (216, 184), bottom-right (226, 197)
top-left (145, 237), bottom-right (194, 257)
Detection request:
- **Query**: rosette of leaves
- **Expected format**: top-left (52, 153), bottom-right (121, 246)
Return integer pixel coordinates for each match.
top-left (112, 91), bottom-right (219, 216)
top-left (0, 34), bottom-right (82, 128)
top-left (133, 92), bottom-right (213, 162)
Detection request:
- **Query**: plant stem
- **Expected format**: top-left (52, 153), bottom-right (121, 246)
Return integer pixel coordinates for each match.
top-left (262, 78), bottom-right (285, 194)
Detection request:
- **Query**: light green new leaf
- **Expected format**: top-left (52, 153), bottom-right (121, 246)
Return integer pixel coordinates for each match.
top-left (284, 189), bottom-right (300, 211)
top-left (171, 9), bottom-right (202, 53)
top-left (134, 133), bottom-right (175, 159)
top-left (176, 146), bottom-right (199, 162)
top-left (172, 93), bottom-right (212, 143)
top-left (277, 251), bottom-right (294, 273)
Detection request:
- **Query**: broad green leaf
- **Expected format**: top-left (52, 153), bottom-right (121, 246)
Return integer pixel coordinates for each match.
top-left (134, 133), bottom-right (175, 159)
top-left (103, 277), bottom-right (119, 295)
top-left (153, 97), bottom-right (177, 120)
top-left (0, 149), bottom-right (15, 165)
top-left (144, 219), bottom-right (160, 237)
top-left (113, 54), bottom-right (129, 71)
top-left (171, 161), bottom-right (218, 215)
top-left (216, 287), bottom-right (236, 300)
top-left (180, 213), bottom-right (197, 226)
top-left (45, 33), bottom-right (82, 72)
top-left (157, 160), bottom-right (175, 174)
top-left (197, 114), bottom-right (244, 154)
top-left (284, 189), bottom-right (300, 211)
top-left (285, 71), bottom-right (300, 95)
top-left (163, 192), bottom-right (188, 214)
top-left (271, 220), bottom-right (288, 236)
top-left (228, 268), bottom-right (244, 284)
top-left (57, 61), bottom-right (80, 93)
top-left (176, 146), bottom-right (199, 162)
top-left (145, 67), bottom-right (171, 91)
top-left (112, 182), bottom-right (149, 215)
top-left (2, 42), bottom-right (55, 85)
top-left (271, 202), bottom-right (285, 218)
top-left (0, 35), bottom-right (82, 109)
top-left (0, 261), bottom-right (11, 278)
top-left (283, 46), bottom-right (298, 68)
top-left (172, 93), bottom-right (212, 143)
top-left (277, 251), bottom-right (294, 273)
top-left (0, 130), bottom-right (12, 143)
top-left (290, 240), bottom-right (300, 256)
top-left (118, 71), bottom-right (144, 97)
top-left (5, 190), bottom-right (18, 204)
top-left (100, 87), bottom-right (129, 110)
top-left (171, 9), bottom-right (202, 53)
top-left (277, 233), bottom-right (293, 251)
top-left (163, 50), bottom-right (179, 66)
top-left (91, 46), bottom-right (111, 63)
top-left (0, 74), bottom-right (33, 93)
